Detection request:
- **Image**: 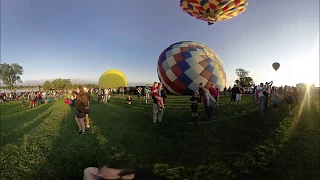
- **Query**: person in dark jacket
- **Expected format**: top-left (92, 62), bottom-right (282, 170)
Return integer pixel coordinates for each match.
top-left (75, 86), bottom-right (89, 134)
top-left (230, 85), bottom-right (237, 104)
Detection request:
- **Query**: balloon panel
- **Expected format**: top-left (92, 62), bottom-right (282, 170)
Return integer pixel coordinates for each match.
top-left (157, 41), bottom-right (227, 95)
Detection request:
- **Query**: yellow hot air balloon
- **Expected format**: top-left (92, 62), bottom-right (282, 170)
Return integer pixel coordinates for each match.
top-left (98, 70), bottom-right (127, 88)
top-left (180, 0), bottom-right (248, 25)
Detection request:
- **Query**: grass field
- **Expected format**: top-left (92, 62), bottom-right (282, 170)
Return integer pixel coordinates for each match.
top-left (0, 94), bottom-right (319, 180)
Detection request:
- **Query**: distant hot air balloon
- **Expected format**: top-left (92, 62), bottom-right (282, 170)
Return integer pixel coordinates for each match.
top-left (180, 0), bottom-right (248, 25)
top-left (272, 62), bottom-right (280, 71)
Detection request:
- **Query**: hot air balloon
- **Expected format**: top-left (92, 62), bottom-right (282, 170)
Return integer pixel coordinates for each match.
top-left (180, 0), bottom-right (248, 25)
top-left (272, 62), bottom-right (280, 71)
top-left (157, 41), bottom-right (227, 95)
top-left (98, 70), bottom-right (127, 88)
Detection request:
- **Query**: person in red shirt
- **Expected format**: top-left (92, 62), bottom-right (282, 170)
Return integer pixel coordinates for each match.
top-left (213, 88), bottom-right (220, 105)
top-left (208, 84), bottom-right (215, 97)
top-left (151, 82), bottom-right (164, 110)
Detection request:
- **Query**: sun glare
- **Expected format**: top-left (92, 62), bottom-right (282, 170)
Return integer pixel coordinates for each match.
top-left (299, 36), bottom-right (319, 86)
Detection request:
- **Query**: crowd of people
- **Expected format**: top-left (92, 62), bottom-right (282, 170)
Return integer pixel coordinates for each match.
top-left (0, 90), bottom-right (65, 107)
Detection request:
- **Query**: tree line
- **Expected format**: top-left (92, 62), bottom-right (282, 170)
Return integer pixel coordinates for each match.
top-left (42, 79), bottom-right (97, 90)
top-left (0, 63), bottom-right (97, 92)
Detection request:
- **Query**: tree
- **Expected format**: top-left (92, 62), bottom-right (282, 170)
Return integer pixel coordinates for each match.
top-left (0, 63), bottom-right (23, 92)
top-left (235, 68), bottom-right (249, 79)
top-left (63, 79), bottom-right (73, 89)
top-left (234, 68), bottom-right (255, 87)
top-left (42, 81), bottom-right (52, 90)
top-left (239, 77), bottom-right (255, 87)
top-left (51, 78), bottom-right (72, 90)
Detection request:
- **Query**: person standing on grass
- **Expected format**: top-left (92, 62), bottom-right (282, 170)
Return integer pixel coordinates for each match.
top-left (264, 81), bottom-right (273, 112)
top-left (144, 87), bottom-right (150, 104)
top-left (104, 88), bottom-right (109, 103)
top-left (108, 88), bottom-right (112, 100)
top-left (83, 87), bottom-right (91, 129)
top-left (97, 89), bottom-right (102, 104)
top-left (152, 83), bottom-right (165, 123)
top-left (103, 88), bottom-right (108, 104)
top-left (272, 94), bottom-right (279, 115)
top-left (190, 91), bottom-right (200, 119)
top-left (203, 89), bottom-right (216, 121)
top-left (213, 87), bottom-right (220, 105)
top-left (75, 86), bottom-right (89, 134)
top-left (208, 84), bottom-right (215, 97)
top-left (86, 87), bottom-right (91, 105)
top-left (256, 83), bottom-right (265, 115)
top-left (230, 85), bottom-right (237, 104)
top-left (30, 92), bottom-right (36, 108)
top-left (137, 87), bottom-right (142, 104)
top-left (0, 94), bottom-right (4, 104)
top-left (235, 85), bottom-right (242, 105)
top-left (285, 91), bottom-right (294, 114)
top-left (198, 82), bottom-right (204, 103)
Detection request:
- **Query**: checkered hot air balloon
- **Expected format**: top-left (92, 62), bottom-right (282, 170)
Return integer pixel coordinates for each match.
top-left (180, 0), bottom-right (248, 25)
top-left (157, 41), bottom-right (227, 95)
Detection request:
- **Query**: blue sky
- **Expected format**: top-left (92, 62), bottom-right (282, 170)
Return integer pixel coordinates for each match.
top-left (1, 0), bottom-right (319, 86)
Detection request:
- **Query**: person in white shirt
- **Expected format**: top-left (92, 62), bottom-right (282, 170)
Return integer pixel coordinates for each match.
top-left (256, 83), bottom-right (266, 115)
top-left (105, 88), bottom-right (109, 103)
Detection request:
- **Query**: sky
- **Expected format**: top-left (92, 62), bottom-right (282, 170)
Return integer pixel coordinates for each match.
top-left (1, 0), bottom-right (319, 87)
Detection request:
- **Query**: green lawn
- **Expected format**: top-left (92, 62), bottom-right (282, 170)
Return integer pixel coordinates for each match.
top-left (0, 94), bottom-right (319, 180)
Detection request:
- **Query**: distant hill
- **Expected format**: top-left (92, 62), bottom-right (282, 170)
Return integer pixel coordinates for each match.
top-left (14, 79), bottom-right (150, 86)
top-left (16, 79), bottom-right (98, 86)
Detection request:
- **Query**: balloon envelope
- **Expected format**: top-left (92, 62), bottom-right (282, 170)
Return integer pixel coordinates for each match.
top-left (98, 70), bottom-right (127, 88)
top-left (272, 62), bottom-right (280, 71)
top-left (157, 41), bottom-right (227, 95)
top-left (180, 0), bottom-right (248, 25)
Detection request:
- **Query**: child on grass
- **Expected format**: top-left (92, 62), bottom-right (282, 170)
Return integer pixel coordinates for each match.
top-left (272, 94), bottom-right (279, 115)
top-left (190, 91), bottom-right (200, 118)
top-left (126, 95), bottom-right (132, 105)
top-left (29, 92), bottom-right (36, 108)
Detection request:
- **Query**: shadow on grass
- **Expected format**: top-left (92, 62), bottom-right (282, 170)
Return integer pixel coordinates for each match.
top-left (1, 109), bottom-right (54, 147)
top-left (259, 98), bottom-right (320, 180)
top-left (0, 101), bottom-right (54, 119)
top-left (24, 95), bottom-right (307, 180)
top-left (87, 95), bottom-right (303, 180)
top-left (1, 102), bottom-right (55, 146)
top-left (29, 105), bottom-right (104, 180)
